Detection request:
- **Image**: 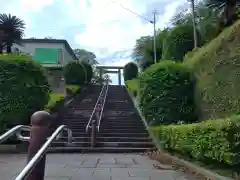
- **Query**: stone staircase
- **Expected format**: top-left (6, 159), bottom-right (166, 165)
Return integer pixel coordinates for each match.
top-left (50, 85), bottom-right (155, 153)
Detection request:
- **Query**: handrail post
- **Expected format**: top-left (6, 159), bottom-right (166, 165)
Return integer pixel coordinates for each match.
top-left (91, 120), bottom-right (96, 148)
top-left (26, 111), bottom-right (52, 180)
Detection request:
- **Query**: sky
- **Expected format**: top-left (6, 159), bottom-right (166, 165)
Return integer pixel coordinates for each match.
top-left (1, 0), bottom-right (188, 84)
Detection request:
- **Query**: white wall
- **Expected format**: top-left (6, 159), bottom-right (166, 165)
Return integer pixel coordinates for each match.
top-left (12, 42), bottom-right (74, 65)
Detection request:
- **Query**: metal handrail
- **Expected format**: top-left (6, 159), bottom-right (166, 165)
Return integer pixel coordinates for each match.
top-left (0, 125), bottom-right (31, 144)
top-left (15, 125), bottom-right (72, 180)
top-left (97, 83), bottom-right (109, 131)
top-left (86, 82), bottom-right (108, 132)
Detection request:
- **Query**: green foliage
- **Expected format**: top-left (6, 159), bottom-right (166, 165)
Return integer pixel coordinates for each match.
top-left (184, 20), bottom-right (240, 120)
top-left (123, 62), bottom-right (138, 81)
top-left (0, 53), bottom-right (50, 131)
top-left (44, 93), bottom-right (64, 112)
top-left (132, 29), bottom-right (169, 70)
top-left (64, 61), bottom-right (86, 86)
top-left (73, 49), bottom-right (98, 64)
top-left (65, 85), bottom-right (81, 94)
top-left (162, 24), bottom-right (195, 61)
top-left (0, 13), bottom-right (25, 53)
top-left (150, 115), bottom-right (240, 166)
top-left (125, 78), bottom-right (139, 97)
top-left (171, 1), bottom-right (220, 44)
top-left (80, 61), bottom-right (93, 83)
top-left (138, 60), bottom-right (196, 125)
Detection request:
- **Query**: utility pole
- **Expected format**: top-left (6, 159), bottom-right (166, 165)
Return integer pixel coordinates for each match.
top-left (190, 0), bottom-right (198, 48)
top-left (153, 10), bottom-right (157, 63)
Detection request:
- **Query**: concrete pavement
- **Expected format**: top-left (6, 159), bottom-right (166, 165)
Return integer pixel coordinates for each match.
top-left (0, 153), bottom-right (195, 180)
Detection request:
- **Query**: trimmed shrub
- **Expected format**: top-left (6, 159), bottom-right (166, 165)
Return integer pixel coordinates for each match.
top-left (0, 53), bottom-right (50, 132)
top-left (150, 115), bottom-right (240, 166)
top-left (125, 78), bottom-right (139, 97)
top-left (64, 61), bottom-right (86, 86)
top-left (184, 20), bottom-right (240, 120)
top-left (80, 61), bottom-right (93, 83)
top-left (44, 93), bottom-right (65, 112)
top-left (139, 60), bottom-right (196, 125)
top-left (123, 62), bottom-right (138, 81)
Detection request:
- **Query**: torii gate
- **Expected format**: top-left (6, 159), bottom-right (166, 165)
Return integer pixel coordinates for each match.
top-left (96, 65), bottom-right (123, 85)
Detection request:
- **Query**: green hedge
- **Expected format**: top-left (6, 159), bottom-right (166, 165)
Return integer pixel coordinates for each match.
top-left (125, 78), bottom-right (139, 97)
top-left (80, 61), bottom-right (93, 83)
top-left (123, 62), bottom-right (138, 81)
top-left (139, 60), bottom-right (196, 125)
top-left (0, 53), bottom-right (50, 132)
top-left (150, 115), bottom-right (240, 166)
top-left (64, 61), bottom-right (86, 86)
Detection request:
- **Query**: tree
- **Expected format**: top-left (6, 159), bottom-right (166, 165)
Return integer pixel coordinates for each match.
top-left (162, 24), bottom-right (195, 61)
top-left (206, 0), bottom-right (239, 27)
top-left (92, 68), bottom-right (112, 84)
top-left (73, 49), bottom-right (98, 65)
top-left (171, 1), bottom-right (220, 44)
top-left (132, 28), bottom-right (169, 70)
top-left (0, 13), bottom-right (25, 53)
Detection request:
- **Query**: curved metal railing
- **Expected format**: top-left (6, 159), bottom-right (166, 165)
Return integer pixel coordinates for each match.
top-left (15, 125), bottom-right (72, 180)
top-left (86, 81), bottom-right (109, 132)
top-left (0, 125), bottom-right (31, 143)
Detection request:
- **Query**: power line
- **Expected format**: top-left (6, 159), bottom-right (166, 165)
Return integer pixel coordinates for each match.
top-left (108, 0), bottom-right (153, 23)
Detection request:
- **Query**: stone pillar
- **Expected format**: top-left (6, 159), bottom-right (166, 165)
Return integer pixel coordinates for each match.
top-left (118, 68), bottom-right (121, 85)
top-left (26, 111), bottom-right (52, 180)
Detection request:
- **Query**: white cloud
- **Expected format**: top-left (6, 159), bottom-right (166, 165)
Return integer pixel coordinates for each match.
top-left (1, 0), bottom-right (185, 85)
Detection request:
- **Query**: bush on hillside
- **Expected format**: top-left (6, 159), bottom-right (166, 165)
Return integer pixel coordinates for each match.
top-left (184, 20), bottom-right (240, 120)
top-left (139, 60), bottom-right (196, 125)
top-left (123, 62), bottom-right (138, 81)
top-left (150, 115), bottom-right (240, 166)
top-left (0, 53), bottom-right (50, 132)
top-left (64, 61), bottom-right (86, 86)
top-left (125, 78), bottom-right (139, 97)
top-left (162, 24), bottom-right (196, 61)
top-left (80, 61), bottom-right (93, 83)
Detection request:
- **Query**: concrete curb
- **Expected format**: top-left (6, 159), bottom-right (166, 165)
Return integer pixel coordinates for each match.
top-left (125, 88), bottom-right (233, 180)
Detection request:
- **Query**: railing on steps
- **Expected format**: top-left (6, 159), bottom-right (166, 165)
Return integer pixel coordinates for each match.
top-left (0, 111), bottom-right (72, 180)
top-left (86, 80), bottom-right (109, 147)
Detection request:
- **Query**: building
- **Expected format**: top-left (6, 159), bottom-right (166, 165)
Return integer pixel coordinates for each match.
top-left (12, 38), bottom-right (78, 94)
top-left (12, 38), bottom-right (78, 66)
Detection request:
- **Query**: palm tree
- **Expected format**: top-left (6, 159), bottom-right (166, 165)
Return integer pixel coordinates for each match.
top-left (206, 0), bottom-right (239, 27)
top-left (0, 13), bottom-right (25, 53)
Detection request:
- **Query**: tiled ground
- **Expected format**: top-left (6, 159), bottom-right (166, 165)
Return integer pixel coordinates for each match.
top-left (0, 153), bottom-right (195, 180)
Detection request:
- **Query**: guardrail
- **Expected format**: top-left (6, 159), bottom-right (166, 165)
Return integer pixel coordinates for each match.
top-left (86, 80), bottom-right (109, 147)
top-left (0, 111), bottom-right (72, 180)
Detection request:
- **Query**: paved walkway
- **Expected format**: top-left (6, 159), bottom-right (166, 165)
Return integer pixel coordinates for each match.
top-left (0, 153), bottom-right (195, 180)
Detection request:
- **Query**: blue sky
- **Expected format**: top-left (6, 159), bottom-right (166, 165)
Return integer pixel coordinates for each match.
top-left (1, 0), bottom-right (187, 84)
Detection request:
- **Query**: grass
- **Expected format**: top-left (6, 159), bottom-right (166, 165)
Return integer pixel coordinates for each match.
top-left (184, 20), bottom-right (240, 120)
top-left (125, 78), bottom-right (139, 97)
top-left (44, 93), bottom-right (65, 112)
top-left (65, 84), bottom-right (81, 94)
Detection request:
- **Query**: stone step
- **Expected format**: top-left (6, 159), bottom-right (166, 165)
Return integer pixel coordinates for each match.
top-left (53, 141), bottom-right (154, 148)
top-left (48, 146), bottom-right (155, 153)
top-left (71, 132), bottom-right (149, 137)
top-left (60, 136), bottom-right (152, 142)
